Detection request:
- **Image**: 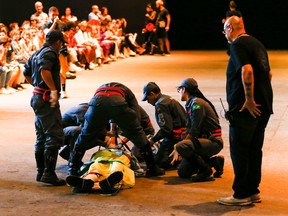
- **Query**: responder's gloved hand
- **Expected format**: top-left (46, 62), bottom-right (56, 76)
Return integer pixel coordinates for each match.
top-left (49, 90), bottom-right (58, 108)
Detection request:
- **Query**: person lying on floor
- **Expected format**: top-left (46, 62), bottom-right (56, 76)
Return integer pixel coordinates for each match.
top-left (66, 147), bottom-right (136, 194)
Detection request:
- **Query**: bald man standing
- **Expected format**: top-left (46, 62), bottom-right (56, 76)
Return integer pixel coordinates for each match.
top-left (217, 16), bottom-right (273, 206)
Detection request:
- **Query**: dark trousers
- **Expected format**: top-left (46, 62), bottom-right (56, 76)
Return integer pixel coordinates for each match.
top-left (31, 95), bottom-right (64, 152)
top-left (74, 96), bottom-right (148, 153)
top-left (176, 136), bottom-right (223, 176)
top-left (229, 111), bottom-right (270, 198)
top-left (156, 139), bottom-right (178, 169)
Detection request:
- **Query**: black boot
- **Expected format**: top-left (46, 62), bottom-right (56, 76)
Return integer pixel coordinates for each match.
top-left (66, 175), bottom-right (94, 190)
top-left (35, 151), bottom-right (45, 182)
top-left (59, 145), bottom-right (70, 161)
top-left (140, 143), bottom-right (165, 177)
top-left (191, 166), bottom-right (214, 182)
top-left (190, 155), bottom-right (214, 182)
top-left (40, 149), bottom-right (66, 186)
top-left (68, 150), bottom-right (84, 176)
top-left (208, 155), bottom-right (224, 178)
top-left (177, 145), bottom-right (214, 182)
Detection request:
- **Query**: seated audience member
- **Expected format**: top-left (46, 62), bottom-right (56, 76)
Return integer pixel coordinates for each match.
top-left (19, 29), bottom-right (35, 60)
top-left (74, 20), bottom-right (98, 69)
top-left (100, 7), bottom-right (112, 22)
top-left (118, 18), bottom-right (145, 56)
top-left (9, 22), bottom-right (20, 31)
top-left (0, 37), bottom-right (18, 94)
top-left (85, 22), bottom-right (103, 66)
top-left (8, 29), bottom-right (27, 90)
top-left (60, 22), bottom-right (84, 72)
top-left (61, 7), bottom-right (78, 23)
top-left (88, 5), bottom-right (101, 21)
top-left (99, 21), bottom-right (115, 64)
top-left (32, 28), bottom-right (45, 50)
top-left (20, 20), bottom-right (31, 31)
top-left (30, 1), bottom-right (49, 28)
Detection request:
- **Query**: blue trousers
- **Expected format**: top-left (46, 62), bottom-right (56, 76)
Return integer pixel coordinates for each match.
top-left (30, 95), bottom-right (64, 152)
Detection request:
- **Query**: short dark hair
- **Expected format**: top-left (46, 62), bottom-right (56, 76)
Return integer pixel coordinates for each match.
top-left (229, 1), bottom-right (237, 9)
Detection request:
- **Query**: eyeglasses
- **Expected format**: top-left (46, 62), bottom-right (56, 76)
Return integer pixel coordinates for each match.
top-left (177, 87), bottom-right (184, 93)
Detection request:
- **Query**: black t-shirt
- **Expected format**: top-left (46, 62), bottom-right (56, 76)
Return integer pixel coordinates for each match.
top-left (226, 35), bottom-right (273, 114)
top-left (156, 8), bottom-right (169, 28)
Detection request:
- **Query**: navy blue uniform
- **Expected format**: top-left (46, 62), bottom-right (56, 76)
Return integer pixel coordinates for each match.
top-left (151, 94), bottom-right (187, 169)
top-left (175, 97), bottom-right (223, 177)
top-left (24, 44), bottom-right (63, 153)
top-left (74, 82), bottom-right (147, 151)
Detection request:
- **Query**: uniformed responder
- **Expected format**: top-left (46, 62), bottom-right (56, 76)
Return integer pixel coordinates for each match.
top-left (23, 30), bottom-right (66, 186)
top-left (68, 82), bottom-right (165, 177)
top-left (59, 103), bottom-right (89, 161)
top-left (142, 82), bottom-right (187, 169)
top-left (170, 78), bottom-right (224, 182)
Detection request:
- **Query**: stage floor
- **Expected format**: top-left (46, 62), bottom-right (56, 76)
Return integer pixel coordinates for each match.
top-left (0, 51), bottom-right (287, 215)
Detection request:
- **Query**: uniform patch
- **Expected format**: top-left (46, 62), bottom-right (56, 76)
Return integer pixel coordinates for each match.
top-left (158, 113), bottom-right (166, 127)
top-left (192, 104), bottom-right (201, 111)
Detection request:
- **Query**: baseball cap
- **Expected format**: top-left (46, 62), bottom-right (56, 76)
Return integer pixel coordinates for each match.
top-left (46, 30), bottom-right (66, 43)
top-left (142, 82), bottom-right (160, 101)
top-left (177, 78), bottom-right (198, 90)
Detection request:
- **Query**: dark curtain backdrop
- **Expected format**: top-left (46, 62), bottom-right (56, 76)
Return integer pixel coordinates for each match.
top-left (1, 0), bottom-right (287, 50)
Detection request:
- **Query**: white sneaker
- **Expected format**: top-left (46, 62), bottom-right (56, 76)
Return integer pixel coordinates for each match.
top-left (65, 72), bottom-right (76, 79)
top-left (89, 62), bottom-right (96, 69)
top-left (6, 87), bottom-right (16, 94)
top-left (70, 63), bottom-right (84, 72)
top-left (60, 91), bottom-right (68, 99)
top-left (109, 55), bottom-right (117, 61)
top-left (217, 196), bottom-right (252, 206)
top-left (129, 50), bottom-right (136, 57)
top-left (0, 88), bottom-right (10, 95)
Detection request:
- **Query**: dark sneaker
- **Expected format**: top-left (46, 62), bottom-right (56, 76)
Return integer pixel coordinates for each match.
top-left (66, 175), bottom-right (94, 190)
top-left (217, 196), bottom-right (252, 206)
top-left (99, 171), bottom-right (123, 190)
top-left (145, 166), bottom-right (165, 177)
top-left (213, 155), bottom-right (224, 178)
top-left (191, 167), bottom-right (214, 182)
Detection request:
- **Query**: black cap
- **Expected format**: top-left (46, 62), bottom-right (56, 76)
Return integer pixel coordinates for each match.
top-left (46, 30), bottom-right (66, 43)
top-left (177, 78), bottom-right (198, 90)
top-left (142, 82), bottom-right (160, 101)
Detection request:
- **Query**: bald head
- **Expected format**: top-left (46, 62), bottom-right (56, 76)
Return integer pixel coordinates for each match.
top-left (225, 16), bottom-right (244, 31)
top-left (223, 16), bottom-right (246, 43)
